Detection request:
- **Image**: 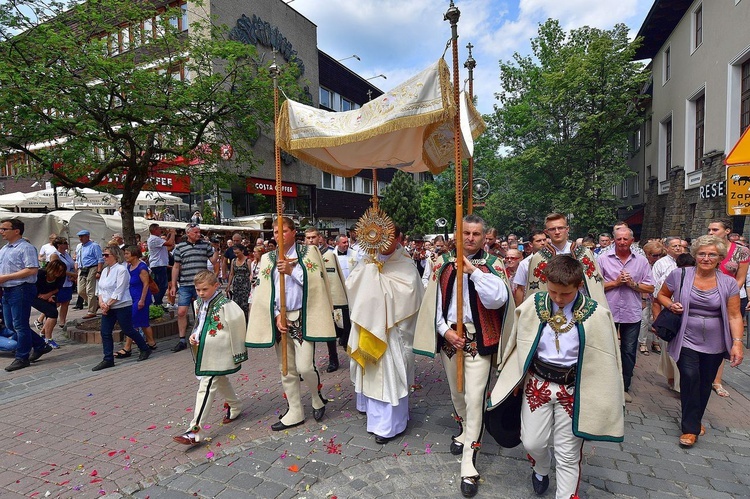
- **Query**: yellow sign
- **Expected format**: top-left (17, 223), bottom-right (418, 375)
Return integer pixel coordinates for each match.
top-left (727, 165), bottom-right (750, 215)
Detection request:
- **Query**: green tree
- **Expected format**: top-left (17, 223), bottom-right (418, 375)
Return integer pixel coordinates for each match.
top-left (379, 170), bottom-right (421, 236)
top-left (0, 0), bottom-right (304, 241)
top-left (488, 19), bottom-right (648, 236)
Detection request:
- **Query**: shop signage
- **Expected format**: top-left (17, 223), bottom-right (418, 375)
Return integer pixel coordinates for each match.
top-left (700, 180), bottom-right (725, 200)
top-left (229, 14), bottom-right (306, 76)
top-left (246, 177), bottom-right (297, 197)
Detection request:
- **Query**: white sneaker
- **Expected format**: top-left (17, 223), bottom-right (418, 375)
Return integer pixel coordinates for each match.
top-left (34, 320), bottom-right (43, 331)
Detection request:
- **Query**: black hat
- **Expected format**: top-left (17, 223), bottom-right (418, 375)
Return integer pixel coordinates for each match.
top-left (484, 389), bottom-right (522, 448)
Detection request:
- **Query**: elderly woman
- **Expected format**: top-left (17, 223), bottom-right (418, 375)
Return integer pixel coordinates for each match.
top-left (92, 245), bottom-right (152, 371)
top-left (657, 235), bottom-right (744, 447)
top-left (639, 239), bottom-right (665, 356)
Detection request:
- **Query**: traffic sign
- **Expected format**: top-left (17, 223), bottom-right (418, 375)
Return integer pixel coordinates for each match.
top-left (727, 165), bottom-right (750, 215)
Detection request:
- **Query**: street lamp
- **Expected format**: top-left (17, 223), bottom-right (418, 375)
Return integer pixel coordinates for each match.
top-left (366, 74), bottom-right (387, 81)
top-left (337, 54), bottom-right (360, 62)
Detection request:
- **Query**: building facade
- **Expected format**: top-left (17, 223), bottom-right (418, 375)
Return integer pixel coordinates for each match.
top-left (632, 0), bottom-right (750, 239)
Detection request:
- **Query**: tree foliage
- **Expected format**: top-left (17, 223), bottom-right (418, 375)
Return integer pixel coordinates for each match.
top-left (379, 170), bottom-right (421, 236)
top-left (486, 19), bottom-right (648, 236)
top-left (0, 0), bottom-right (305, 241)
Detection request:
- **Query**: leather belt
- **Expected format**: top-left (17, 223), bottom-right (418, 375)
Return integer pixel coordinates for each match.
top-left (531, 357), bottom-right (577, 385)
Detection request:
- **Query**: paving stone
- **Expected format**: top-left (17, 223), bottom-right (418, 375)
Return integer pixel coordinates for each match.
top-left (186, 478), bottom-right (226, 498)
top-left (685, 484), bottom-right (736, 499)
top-left (708, 478), bottom-right (750, 496)
top-left (585, 466), bottom-right (629, 484)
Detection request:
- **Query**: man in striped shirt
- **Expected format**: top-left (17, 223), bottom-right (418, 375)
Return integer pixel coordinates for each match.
top-left (169, 224), bottom-right (221, 352)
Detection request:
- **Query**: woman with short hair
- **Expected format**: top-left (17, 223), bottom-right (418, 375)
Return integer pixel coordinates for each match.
top-left (657, 235), bottom-right (744, 447)
top-left (92, 245), bottom-right (152, 371)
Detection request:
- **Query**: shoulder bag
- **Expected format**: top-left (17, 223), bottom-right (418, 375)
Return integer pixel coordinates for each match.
top-left (652, 268), bottom-right (685, 342)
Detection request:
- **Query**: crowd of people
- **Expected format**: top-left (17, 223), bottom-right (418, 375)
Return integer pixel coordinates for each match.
top-left (0, 212), bottom-right (746, 499)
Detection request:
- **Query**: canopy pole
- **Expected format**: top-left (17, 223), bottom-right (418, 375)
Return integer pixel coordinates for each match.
top-left (271, 60), bottom-right (288, 376)
top-left (445, 0), bottom-right (464, 393)
top-left (371, 169), bottom-right (378, 208)
top-left (464, 43), bottom-right (476, 215)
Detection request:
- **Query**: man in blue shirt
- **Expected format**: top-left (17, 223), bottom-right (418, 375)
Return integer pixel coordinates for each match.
top-left (1, 219), bottom-right (51, 371)
top-left (75, 230), bottom-right (103, 319)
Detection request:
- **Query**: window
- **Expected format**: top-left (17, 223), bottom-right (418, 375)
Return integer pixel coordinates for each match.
top-left (695, 94), bottom-right (705, 169)
top-left (664, 46), bottom-right (671, 83)
top-left (319, 87), bottom-right (333, 109)
top-left (344, 177), bottom-right (355, 192)
top-left (633, 172), bottom-right (640, 195)
top-left (693, 5), bottom-right (703, 50)
top-left (143, 18), bottom-right (153, 43)
top-left (341, 98), bottom-right (353, 111)
top-left (362, 178), bottom-right (373, 195)
top-left (181, 3), bottom-right (189, 32)
top-left (665, 119), bottom-right (672, 170)
top-left (645, 116), bottom-right (652, 145)
top-left (630, 129), bottom-right (641, 155)
top-left (742, 60), bottom-right (750, 134)
top-left (322, 172), bottom-right (334, 189)
top-left (621, 179), bottom-right (628, 198)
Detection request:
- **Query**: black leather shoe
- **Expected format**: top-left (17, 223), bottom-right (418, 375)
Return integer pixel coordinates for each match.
top-left (138, 349), bottom-right (151, 361)
top-left (450, 440), bottom-right (464, 455)
top-left (313, 406), bottom-right (326, 422)
top-left (532, 472), bottom-right (549, 495)
top-left (29, 343), bottom-right (53, 362)
top-left (270, 420), bottom-right (304, 431)
top-left (5, 358), bottom-right (30, 372)
top-left (326, 363), bottom-right (339, 373)
top-left (460, 477), bottom-right (478, 498)
top-left (171, 341), bottom-right (187, 352)
top-left (374, 434), bottom-right (391, 444)
top-left (92, 360), bottom-right (115, 371)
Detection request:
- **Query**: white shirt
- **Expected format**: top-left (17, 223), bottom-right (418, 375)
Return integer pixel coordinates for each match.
top-left (513, 253), bottom-right (534, 288)
top-left (147, 234), bottom-right (169, 267)
top-left (190, 291), bottom-right (219, 343)
top-left (274, 245), bottom-right (304, 316)
top-left (96, 263), bottom-right (132, 309)
top-left (39, 243), bottom-right (56, 262)
top-left (435, 266), bottom-right (508, 337)
top-left (335, 248), bottom-right (356, 279)
top-left (536, 297), bottom-right (579, 366)
top-left (651, 255), bottom-right (678, 296)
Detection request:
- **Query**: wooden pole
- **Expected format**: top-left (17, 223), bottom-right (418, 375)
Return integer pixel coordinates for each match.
top-left (371, 169), bottom-right (378, 208)
top-left (445, 1), bottom-right (463, 393)
top-left (464, 43), bottom-right (476, 215)
top-left (271, 61), bottom-right (288, 376)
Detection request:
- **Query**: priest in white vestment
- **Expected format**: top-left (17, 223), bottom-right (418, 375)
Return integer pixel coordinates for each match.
top-left (347, 226), bottom-right (424, 444)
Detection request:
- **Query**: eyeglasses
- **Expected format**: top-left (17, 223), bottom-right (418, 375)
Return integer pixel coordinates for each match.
top-left (696, 253), bottom-right (720, 260)
top-left (648, 253), bottom-right (663, 258)
top-left (505, 257), bottom-right (521, 261)
top-left (103, 253), bottom-right (112, 257)
top-left (546, 226), bottom-right (568, 233)
top-left (0, 227), bottom-right (16, 232)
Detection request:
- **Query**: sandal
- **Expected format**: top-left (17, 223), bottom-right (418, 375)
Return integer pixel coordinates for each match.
top-left (148, 343), bottom-right (158, 350)
top-left (114, 349), bottom-right (132, 359)
top-left (639, 344), bottom-right (649, 355)
top-left (712, 383), bottom-right (730, 397)
top-left (651, 342), bottom-right (661, 354)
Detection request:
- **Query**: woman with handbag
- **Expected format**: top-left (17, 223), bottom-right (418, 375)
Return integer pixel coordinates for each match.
top-left (114, 246), bottom-right (158, 358)
top-left (656, 235), bottom-right (744, 447)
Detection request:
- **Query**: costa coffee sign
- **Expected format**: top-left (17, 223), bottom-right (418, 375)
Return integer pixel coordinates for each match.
top-left (246, 177), bottom-right (297, 197)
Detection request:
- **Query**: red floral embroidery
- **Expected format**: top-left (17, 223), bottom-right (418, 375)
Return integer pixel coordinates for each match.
top-left (217, 322), bottom-right (224, 330)
top-left (208, 329), bottom-right (217, 337)
top-left (525, 377), bottom-right (551, 412)
top-left (533, 261), bottom-right (548, 282)
top-left (556, 384), bottom-right (575, 418)
top-left (213, 314), bottom-right (220, 322)
top-left (581, 256), bottom-right (597, 279)
top-left (470, 441), bottom-right (481, 450)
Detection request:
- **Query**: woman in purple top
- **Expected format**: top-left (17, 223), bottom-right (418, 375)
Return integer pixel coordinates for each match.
top-left (115, 246), bottom-right (157, 358)
top-left (657, 235), bottom-right (744, 448)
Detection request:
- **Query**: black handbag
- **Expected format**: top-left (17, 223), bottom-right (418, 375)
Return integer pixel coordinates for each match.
top-left (652, 269), bottom-right (685, 342)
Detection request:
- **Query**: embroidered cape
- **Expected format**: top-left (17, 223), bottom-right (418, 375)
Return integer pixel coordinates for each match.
top-left (525, 244), bottom-right (607, 306)
top-left (488, 292), bottom-right (624, 442)
top-left (193, 292), bottom-right (248, 376)
top-left (245, 243), bottom-right (335, 347)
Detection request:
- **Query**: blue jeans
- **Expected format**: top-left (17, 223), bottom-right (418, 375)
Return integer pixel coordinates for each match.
top-left (100, 305), bottom-right (149, 362)
top-left (3, 283), bottom-right (46, 360)
top-left (616, 321), bottom-right (641, 392)
top-left (151, 266), bottom-right (168, 306)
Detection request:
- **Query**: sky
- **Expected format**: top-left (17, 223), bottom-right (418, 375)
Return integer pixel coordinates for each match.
top-left (287, 0), bottom-right (655, 114)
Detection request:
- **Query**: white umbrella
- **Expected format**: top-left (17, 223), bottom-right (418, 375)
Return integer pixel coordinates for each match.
top-left (132, 191), bottom-right (184, 206)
